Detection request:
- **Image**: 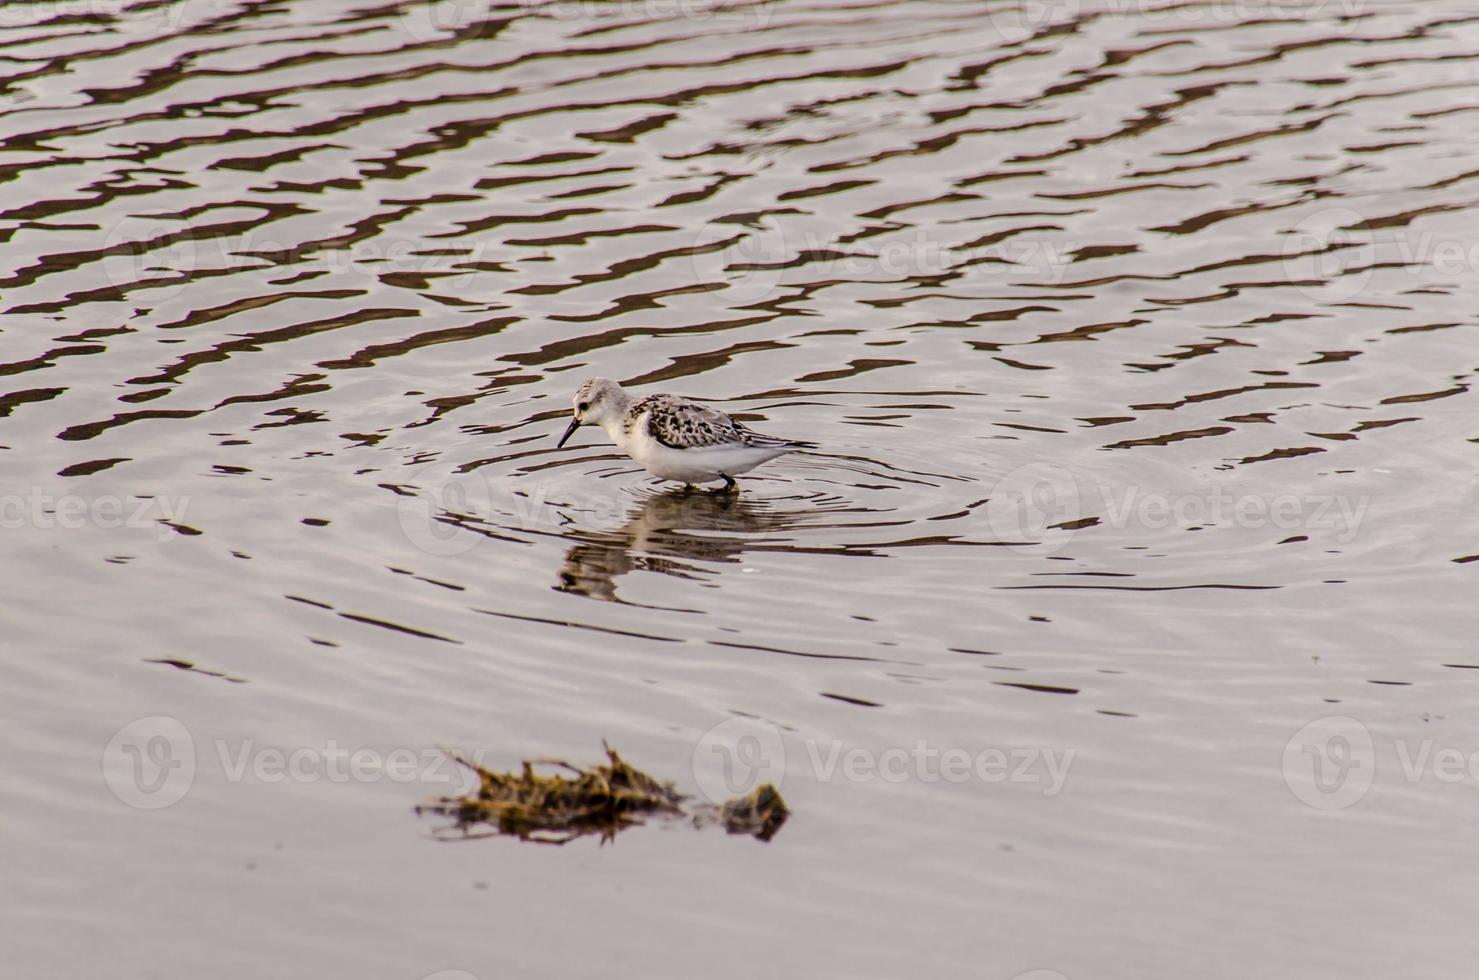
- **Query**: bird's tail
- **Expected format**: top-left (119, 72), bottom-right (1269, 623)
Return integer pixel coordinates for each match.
top-left (750, 435), bottom-right (817, 450)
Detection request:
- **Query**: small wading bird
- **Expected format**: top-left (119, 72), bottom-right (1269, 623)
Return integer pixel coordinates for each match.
top-left (555, 378), bottom-right (815, 491)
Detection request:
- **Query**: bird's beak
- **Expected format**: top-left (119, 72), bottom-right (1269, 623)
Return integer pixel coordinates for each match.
top-left (556, 415), bottom-right (581, 449)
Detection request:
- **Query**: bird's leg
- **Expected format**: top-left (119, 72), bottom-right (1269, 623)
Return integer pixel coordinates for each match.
top-left (718, 474), bottom-right (737, 493)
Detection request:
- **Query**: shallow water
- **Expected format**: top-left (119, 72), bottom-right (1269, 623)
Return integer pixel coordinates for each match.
top-left (4, 1), bottom-right (1479, 977)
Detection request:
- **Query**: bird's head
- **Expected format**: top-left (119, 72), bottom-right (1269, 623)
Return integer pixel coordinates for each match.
top-left (556, 377), bottom-right (625, 448)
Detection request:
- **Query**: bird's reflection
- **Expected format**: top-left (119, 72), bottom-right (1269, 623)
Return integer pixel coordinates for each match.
top-left (557, 489), bottom-right (810, 602)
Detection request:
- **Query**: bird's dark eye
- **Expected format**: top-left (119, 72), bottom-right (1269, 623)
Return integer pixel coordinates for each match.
top-left (578, 401), bottom-right (590, 412)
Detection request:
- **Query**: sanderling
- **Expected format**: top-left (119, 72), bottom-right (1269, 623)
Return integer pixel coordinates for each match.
top-left (554, 378), bottom-right (815, 490)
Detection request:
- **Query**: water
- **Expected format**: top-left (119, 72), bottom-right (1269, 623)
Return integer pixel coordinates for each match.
top-left (4, 1), bottom-right (1479, 977)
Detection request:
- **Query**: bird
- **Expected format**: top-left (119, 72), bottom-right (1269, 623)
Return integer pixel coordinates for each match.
top-left (554, 378), bottom-right (815, 491)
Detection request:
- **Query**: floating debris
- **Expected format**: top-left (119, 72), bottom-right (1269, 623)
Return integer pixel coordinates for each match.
top-left (701, 782), bottom-right (790, 843)
top-left (418, 742), bottom-right (787, 844)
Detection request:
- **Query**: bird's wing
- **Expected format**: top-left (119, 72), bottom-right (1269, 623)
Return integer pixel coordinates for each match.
top-left (635, 394), bottom-right (815, 450)
top-left (638, 395), bottom-right (749, 449)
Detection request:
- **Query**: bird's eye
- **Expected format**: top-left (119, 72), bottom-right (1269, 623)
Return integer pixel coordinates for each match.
top-left (578, 401), bottom-right (590, 412)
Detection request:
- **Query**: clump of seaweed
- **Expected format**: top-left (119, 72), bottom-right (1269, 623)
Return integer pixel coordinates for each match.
top-left (418, 742), bottom-right (788, 844)
top-left (694, 782), bottom-right (791, 843)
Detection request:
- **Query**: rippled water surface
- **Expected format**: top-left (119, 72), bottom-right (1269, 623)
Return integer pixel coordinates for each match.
top-left (5, 1), bottom-right (1479, 977)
